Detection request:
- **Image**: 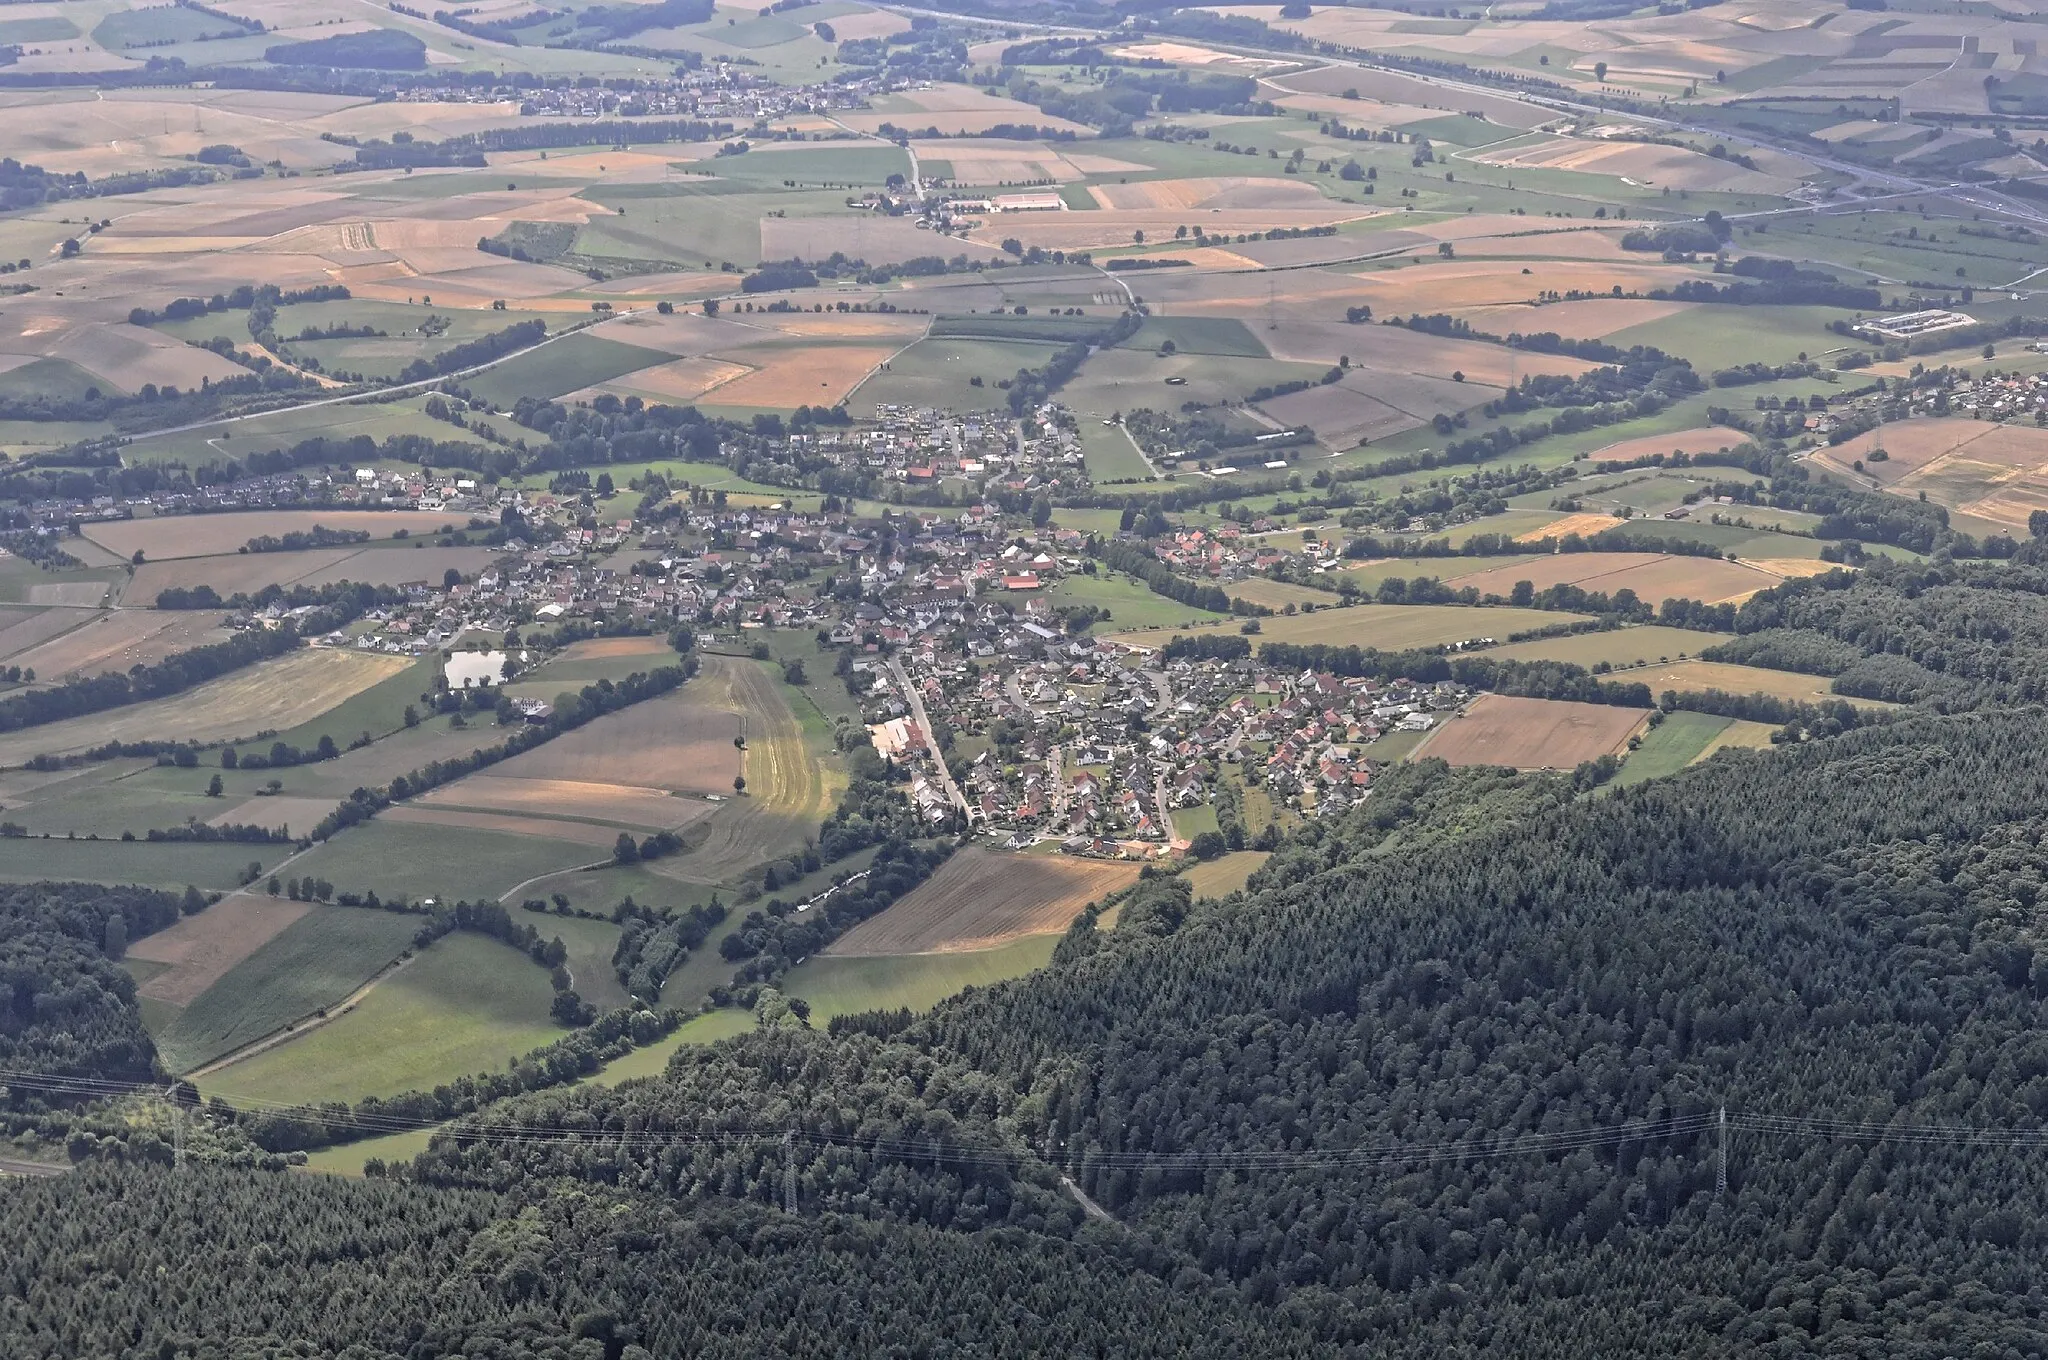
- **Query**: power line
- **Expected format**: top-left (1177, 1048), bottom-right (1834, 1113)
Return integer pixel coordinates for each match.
top-left (13, 1067), bottom-right (2048, 1178)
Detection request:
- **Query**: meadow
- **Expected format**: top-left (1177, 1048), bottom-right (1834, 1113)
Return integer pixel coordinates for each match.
top-left (149, 905), bottom-right (425, 1075)
top-left (199, 931), bottom-right (562, 1106)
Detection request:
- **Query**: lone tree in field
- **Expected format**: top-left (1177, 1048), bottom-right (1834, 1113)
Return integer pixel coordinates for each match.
top-left (734, 775), bottom-right (747, 796)
top-left (613, 832), bottom-right (640, 865)
top-left (733, 734), bottom-right (746, 751)
top-left (206, 774), bottom-right (223, 797)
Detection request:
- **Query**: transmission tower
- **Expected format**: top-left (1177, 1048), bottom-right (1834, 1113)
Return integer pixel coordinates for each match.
top-left (1715, 1105), bottom-right (1728, 1198)
top-left (782, 1130), bottom-right (797, 1215)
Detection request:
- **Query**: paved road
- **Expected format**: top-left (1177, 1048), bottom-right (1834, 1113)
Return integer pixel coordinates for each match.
top-left (889, 658), bottom-right (972, 818)
top-left (1152, 769), bottom-right (1178, 845)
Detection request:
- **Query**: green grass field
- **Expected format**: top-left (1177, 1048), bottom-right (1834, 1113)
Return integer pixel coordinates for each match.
top-left (1607, 305), bottom-right (1860, 371)
top-left (1608, 711), bottom-right (1735, 789)
top-left (0, 357), bottom-right (118, 401)
top-left (1481, 624), bottom-right (1731, 668)
top-left (534, 911), bottom-right (628, 1011)
top-left (853, 336), bottom-right (1062, 413)
top-left (581, 183), bottom-right (854, 270)
top-left (583, 1008), bottom-right (755, 1086)
top-left (302, 1124), bottom-right (443, 1177)
top-left (1119, 317), bottom-right (1271, 358)
top-left (783, 934), bottom-right (1060, 1024)
top-left (286, 819), bottom-right (603, 903)
top-left (464, 335), bottom-right (672, 406)
top-left (0, 837), bottom-right (290, 891)
top-left (152, 905), bottom-right (424, 1074)
top-left (1076, 420), bottom-right (1154, 484)
top-left (200, 931), bottom-right (562, 1106)
top-left (1041, 572), bottom-right (1225, 631)
top-left (1183, 850), bottom-right (1270, 901)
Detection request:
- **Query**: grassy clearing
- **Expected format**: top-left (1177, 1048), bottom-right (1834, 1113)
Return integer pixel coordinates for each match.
top-left (783, 934), bottom-right (1059, 1025)
top-left (201, 932), bottom-right (561, 1107)
top-left (1608, 711), bottom-right (1733, 789)
top-left (532, 911), bottom-right (627, 1011)
top-left (153, 906), bottom-right (424, 1074)
top-left (583, 1008), bottom-right (756, 1086)
top-left (301, 1124), bottom-right (443, 1176)
top-left (1179, 852), bottom-right (1269, 901)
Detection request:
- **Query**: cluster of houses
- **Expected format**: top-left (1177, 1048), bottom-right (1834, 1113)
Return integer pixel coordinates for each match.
top-left (797, 405), bottom-right (1091, 500)
top-left (857, 604), bottom-right (1477, 857)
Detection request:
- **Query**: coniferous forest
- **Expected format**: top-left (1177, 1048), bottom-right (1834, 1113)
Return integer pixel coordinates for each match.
top-left (18, 566), bottom-right (2048, 1355)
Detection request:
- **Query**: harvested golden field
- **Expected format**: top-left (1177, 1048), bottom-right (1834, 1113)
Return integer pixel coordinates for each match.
top-left (1515, 513), bottom-right (1628, 541)
top-left (969, 207), bottom-right (1374, 253)
top-left (1095, 177), bottom-right (1330, 210)
top-left (1257, 317), bottom-right (1593, 387)
top-left (0, 648), bottom-right (412, 767)
top-left (579, 356), bottom-right (750, 403)
top-left (1590, 426), bottom-right (1754, 462)
top-left (1418, 694), bottom-right (1648, 771)
top-left (1634, 660), bottom-right (1893, 708)
top-left (1472, 136), bottom-right (1798, 193)
top-left (1815, 419), bottom-right (2048, 533)
top-left (124, 550), bottom-right (358, 606)
top-left (0, 607), bottom-right (103, 662)
top-left (208, 796), bottom-right (340, 837)
top-left (1346, 259), bottom-right (1704, 312)
top-left (10, 610), bottom-right (230, 680)
top-left (489, 689), bottom-right (742, 795)
top-left (85, 511), bottom-right (465, 561)
top-left (126, 896), bottom-right (311, 1008)
top-left (551, 637), bottom-right (676, 661)
top-left (754, 312), bottom-right (931, 340)
top-left (1462, 298), bottom-right (1693, 339)
top-left (418, 775), bottom-right (715, 831)
top-left (1748, 559), bottom-right (1842, 580)
top-left (827, 847), bottom-right (1141, 956)
top-left (697, 344), bottom-right (898, 409)
top-left (1447, 552), bottom-right (1783, 606)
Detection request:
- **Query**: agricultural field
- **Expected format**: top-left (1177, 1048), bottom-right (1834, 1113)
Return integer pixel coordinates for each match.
top-left (0, 648), bottom-right (412, 767)
top-left (1608, 712), bottom-right (1778, 789)
top-left (1632, 660), bottom-right (1895, 709)
top-left (282, 818), bottom-right (605, 904)
top-left (1117, 603), bottom-right (1581, 652)
top-left (1417, 694), bottom-right (1649, 771)
top-left (146, 904), bottom-right (426, 1075)
top-left (1480, 625), bottom-right (1731, 670)
top-left (1038, 572), bottom-right (1225, 632)
top-left (83, 511), bottom-right (467, 561)
top-left (1183, 851), bottom-right (1271, 902)
top-left (1444, 552), bottom-right (1788, 608)
top-left (1815, 419), bottom-right (2048, 536)
top-left (199, 931), bottom-right (563, 1106)
top-left (785, 935), bottom-right (1065, 1026)
top-left (827, 847), bottom-right (1140, 956)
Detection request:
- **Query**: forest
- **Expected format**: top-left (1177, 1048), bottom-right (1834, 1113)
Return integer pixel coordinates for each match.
top-left (20, 573), bottom-right (2048, 1354)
